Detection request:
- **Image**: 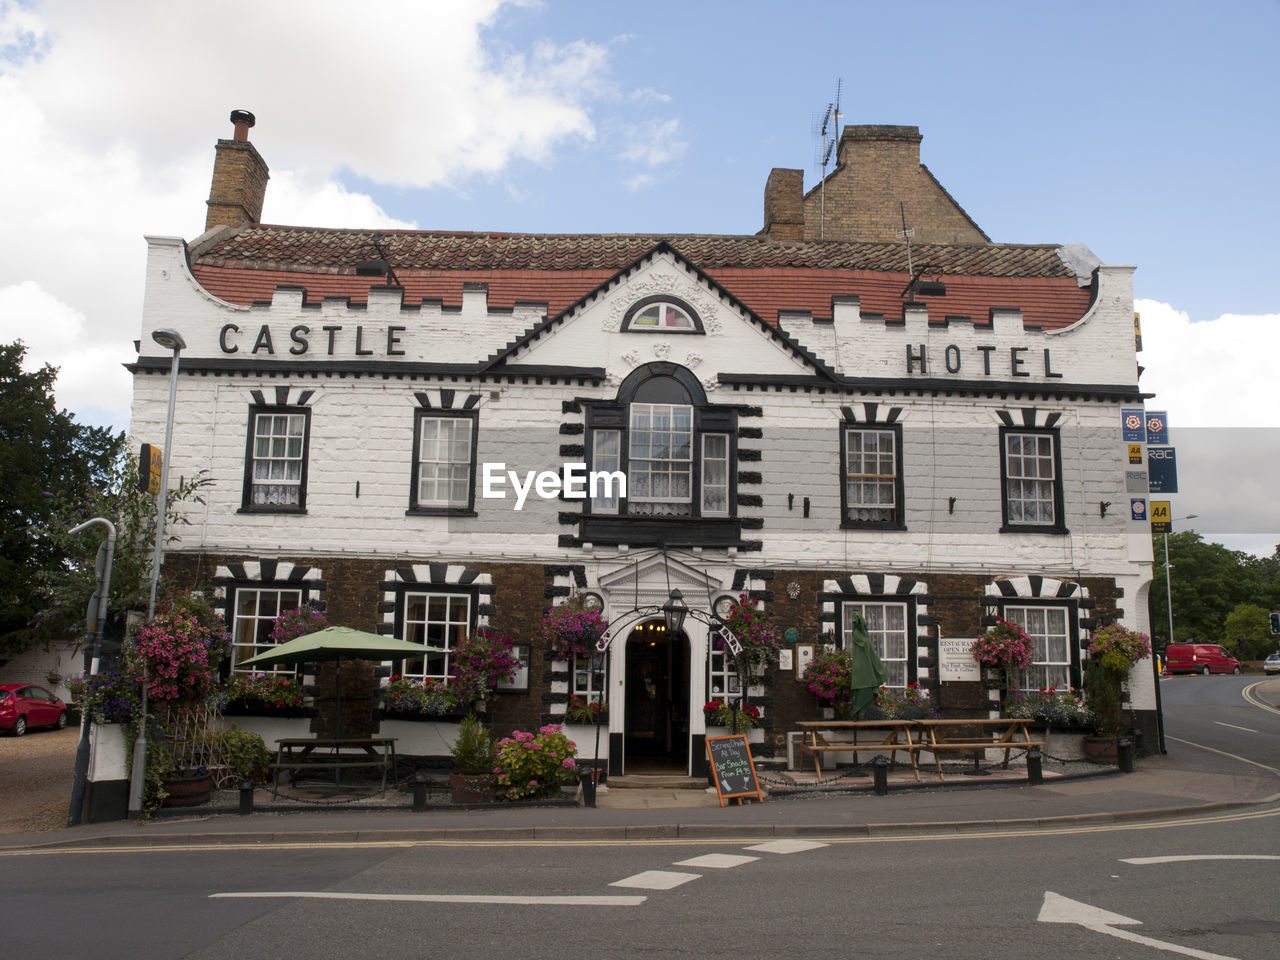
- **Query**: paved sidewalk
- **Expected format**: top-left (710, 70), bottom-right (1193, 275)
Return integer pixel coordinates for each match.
top-left (4, 735), bottom-right (1276, 851)
top-left (6, 676), bottom-right (1276, 852)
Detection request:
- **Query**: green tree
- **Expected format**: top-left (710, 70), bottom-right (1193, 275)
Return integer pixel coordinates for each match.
top-left (0, 341), bottom-right (123, 655)
top-left (27, 450), bottom-right (212, 657)
top-left (1222, 604), bottom-right (1273, 661)
top-left (1149, 532), bottom-right (1280, 651)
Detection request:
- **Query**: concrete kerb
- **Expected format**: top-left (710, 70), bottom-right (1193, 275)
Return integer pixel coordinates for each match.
top-left (12, 797), bottom-right (1277, 851)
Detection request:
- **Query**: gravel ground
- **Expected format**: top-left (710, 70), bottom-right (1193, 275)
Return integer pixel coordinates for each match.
top-left (0, 725), bottom-right (80, 833)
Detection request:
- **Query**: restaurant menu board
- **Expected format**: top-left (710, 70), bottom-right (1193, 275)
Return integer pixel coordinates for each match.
top-left (705, 735), bottom-right (763, 807)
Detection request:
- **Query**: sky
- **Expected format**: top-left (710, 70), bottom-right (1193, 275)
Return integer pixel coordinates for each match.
top-left (1, 0), bottom-right (1277, 556)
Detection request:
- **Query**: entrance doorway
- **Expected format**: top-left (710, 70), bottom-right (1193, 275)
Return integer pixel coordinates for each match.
top-left (623, 619), bottom-right (689, 771)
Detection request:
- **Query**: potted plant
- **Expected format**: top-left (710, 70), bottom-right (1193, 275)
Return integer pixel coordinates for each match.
top-left (218, 671), bottom-right (309, 716)
top-left (449, 627), bottom-right (521, 711)
top-left (717, 593), bottom-right (783, 685)
top-left (1083, 623), bottom-right (1152, 761)
top-left (801, 647), bottom-right (853, 711)
top-left (869, 683), bottom-right (940, 720)
top-left (127, 593), bottom-right (229, 808)
top-left (702, 699), bottom-right (760, 733)
top-left (970, 618), bottom-right (1033, 693)
top-left (492, 724), bottom-right (579, 801)
top-left (542, 594), bottom-right (609, 661)
top-left (565, 694), bottom-right (607, 725)
top-left (448, 713), bottom-right (496, 802)
top-left (377, 675), bottom-right (463, 720)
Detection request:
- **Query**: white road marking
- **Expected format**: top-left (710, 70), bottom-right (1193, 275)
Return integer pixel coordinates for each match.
top-left (1121, 855), bottom-right (1280, 865)
top-left (211, 891), bottom-right (646, 906)
top-left (673, 854), bottom-right (759, 869)
top-left (744, 839), bottom-right (830, 854)
top-left (1038, 892), bottom-right (1241, 960)
top-left (610, 870), bottom-right (700, 890)
top-left (1165, 735), bottom-right (1280, 775)
top-left (1213, 721), bottom-right (1258, 733)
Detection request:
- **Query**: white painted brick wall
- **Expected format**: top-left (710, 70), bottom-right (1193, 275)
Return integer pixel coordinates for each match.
top-left (131, 235), bottom-right (1152, 585)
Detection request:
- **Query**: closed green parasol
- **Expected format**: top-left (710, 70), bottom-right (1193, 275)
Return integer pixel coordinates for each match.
top-left (846, 612), bottom-right (889, 719)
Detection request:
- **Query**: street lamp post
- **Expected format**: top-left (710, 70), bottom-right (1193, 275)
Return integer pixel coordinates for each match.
top-left (1154, 512), bottom-right (1198, 755)
top-left (1163, 513), bottom-right (1198, 651)
top-left (146, 328), bottom-right (186, 618)
top-left (129, 328), bottom-right (185, 819)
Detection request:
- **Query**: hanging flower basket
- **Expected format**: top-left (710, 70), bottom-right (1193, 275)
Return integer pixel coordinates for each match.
top-left (971, 619), bottom-right (1033, 692)
top-left (542, 595), bottom-right (608, 661)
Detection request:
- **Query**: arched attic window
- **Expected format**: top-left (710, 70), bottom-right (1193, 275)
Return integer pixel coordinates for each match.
top-left (621, 296), bottom-right (704, 333)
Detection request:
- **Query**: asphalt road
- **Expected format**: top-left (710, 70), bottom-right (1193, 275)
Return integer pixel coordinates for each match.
top-left (1159, 673), bottom-right (1280, 770)
top-left (4, 805), bottom-right (1277, 959)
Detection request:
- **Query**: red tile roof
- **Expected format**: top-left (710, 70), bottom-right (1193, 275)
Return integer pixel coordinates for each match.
top-left (189, 226), bottom-right (1095, 330)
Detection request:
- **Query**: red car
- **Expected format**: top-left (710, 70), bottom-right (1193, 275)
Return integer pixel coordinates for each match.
top-left (0, 684), bottom-right (69, 736)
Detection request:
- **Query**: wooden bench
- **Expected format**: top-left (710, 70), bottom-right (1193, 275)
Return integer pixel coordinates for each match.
top-left (912, 719), bottom-right (1045, 779)
top-left (794, 721), bottom-right (922, 781)
top-left (271, 737), bottom-right (398, 797)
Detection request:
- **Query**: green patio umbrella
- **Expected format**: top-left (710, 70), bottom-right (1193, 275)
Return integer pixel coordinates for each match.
top-left (238, 626), bottom-right (438, 737)
top-left (846, 612), bottom-right (889, 720)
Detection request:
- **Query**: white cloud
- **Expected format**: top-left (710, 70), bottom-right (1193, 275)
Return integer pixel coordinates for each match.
top-left (1136, 299), bottom-right (1280, 556)
top-left (0, 0), bottom-right (614, 433)
top-left (618, 118), bottom-right (687, 168)
top-left (1136, 299), bottom-right (1280, 428)
top-left (0, 280), bottom-right (131, 427)
top-left (263, 171), bottom-right (417, 231)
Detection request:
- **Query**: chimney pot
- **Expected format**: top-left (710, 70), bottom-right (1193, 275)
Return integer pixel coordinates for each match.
top-left (230, 109), bottom-right (256, 142)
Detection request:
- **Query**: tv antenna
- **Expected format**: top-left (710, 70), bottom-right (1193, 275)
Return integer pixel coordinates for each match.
top-left (812, 79), bottom-right (842, 239)
top-left (896, 201), bottom-right (915, 277)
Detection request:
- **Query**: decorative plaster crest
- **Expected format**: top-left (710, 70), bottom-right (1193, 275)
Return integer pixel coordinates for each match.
top-left (621, 349), bottom-right (641, 367)
top-left (652, 341), bottom-right (671, 359)
top-left (603, 268), bottom-right (723, 335)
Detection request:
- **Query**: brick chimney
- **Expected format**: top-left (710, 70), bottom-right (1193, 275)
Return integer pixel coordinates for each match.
top-left (205, 109), bottom-right (269, 231)
top-left (835, 124), bottom-right (923, 170)
top-left (762, 168), bottom-right (805, 241)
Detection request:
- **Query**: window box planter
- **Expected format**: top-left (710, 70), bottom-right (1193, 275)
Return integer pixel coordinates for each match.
top-left (705, 725), bottom-right (765, 745)
top-left (221, 700), bottom-right (316, 719)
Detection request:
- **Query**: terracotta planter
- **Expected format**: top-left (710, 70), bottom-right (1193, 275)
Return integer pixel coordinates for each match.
top-left (161, 771), bottom-right (215, 807)
top-left (1083, 736), bottom-right (1118, 764)
top-left (449, 772), bottom-right (498, 803)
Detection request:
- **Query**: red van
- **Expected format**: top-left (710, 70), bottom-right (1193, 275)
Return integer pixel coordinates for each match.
top-left (1164, 643), bottom-right (1242, 675)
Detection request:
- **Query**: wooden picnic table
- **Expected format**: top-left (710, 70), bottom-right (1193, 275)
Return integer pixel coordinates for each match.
top-left (911, 718), bottom-right (1045, 779)
top-left (271, 737), bottom-right (398, 798)
top-left (794, 720), bottom-right (922, 781)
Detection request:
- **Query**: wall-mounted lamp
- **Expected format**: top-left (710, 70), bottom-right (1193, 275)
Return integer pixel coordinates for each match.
top-left (1099, 501), bottom-right (1112, 518)
top-left (948, 496), bottom-right (957, 515)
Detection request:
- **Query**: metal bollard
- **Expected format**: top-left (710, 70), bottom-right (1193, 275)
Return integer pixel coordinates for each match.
top-left (238, 779), bottom-right (255, 816)
top-left (1117, 738), bottom-right (1134, 773)
top-left (1026, 748), bottom-right (1043, 785)
top-left (578, 765), bottom-right (597, 808)
top-left (412, 771), bottom-right (429, 811)
top-left (871, 755), bottom-right (889, 795)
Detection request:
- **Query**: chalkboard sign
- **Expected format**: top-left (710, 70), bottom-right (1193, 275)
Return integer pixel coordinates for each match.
top-left (705, 735), bottom-right (763, 807)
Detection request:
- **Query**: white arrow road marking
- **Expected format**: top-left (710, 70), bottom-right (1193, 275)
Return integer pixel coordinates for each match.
top-left (1213, 721), bottom-right (1258, 733)
top-left (674, 854), bottom-right (759, 868)
top-left (211, 892), bottom-right (646, 906)
top-left (1121, 855), bottom-right (1280, 865)
top-left (744, 839), bottom-right (829, 854)
top-left (1038, 892), bottom-right (1242, 960)
top-left (610, 871), bottom-right (700, 890)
